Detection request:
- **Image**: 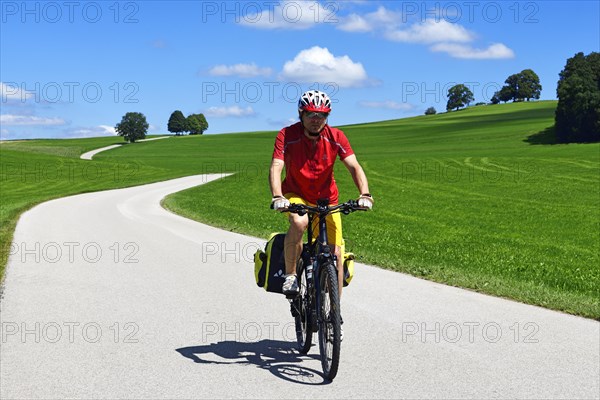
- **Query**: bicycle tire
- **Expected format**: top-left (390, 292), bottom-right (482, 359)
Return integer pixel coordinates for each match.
top-left (318, 262), bottom-right (341, 380)
top-left (294, 257), bottom-right (313, 354)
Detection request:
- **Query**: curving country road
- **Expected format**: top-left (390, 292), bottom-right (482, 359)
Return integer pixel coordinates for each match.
top-left (0, 174), bottom-right (598, 399)
top-left (80, 137), bottom-right (171, 160)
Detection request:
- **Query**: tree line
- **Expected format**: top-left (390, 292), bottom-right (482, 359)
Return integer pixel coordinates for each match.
top-left (114, 110), bottom-right (209, 143)
top-left (428, 51), bottom-right (598, 143)
top-left (438, 69), bottom-right (543, 113)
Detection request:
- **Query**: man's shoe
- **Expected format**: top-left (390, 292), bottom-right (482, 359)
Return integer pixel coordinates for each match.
top-left (282, 274), bottom-right (299, 296)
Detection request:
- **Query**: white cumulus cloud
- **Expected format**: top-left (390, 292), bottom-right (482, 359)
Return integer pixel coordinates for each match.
top-left (204, 106), bottom-right (256, 118)
top-left (208, 63), bottom-right (273, 78)
top-left (430, 43), bottom-right (515, 59)
top-left (0, 114), bottom-right (66, 126)
top-left (99, 125), bottom-right (117, 135)
top-left (338, 6), bottom-right (401, 32)
top-left (280, 46), bottom-right (368, 88)
top-left (336, 6), bottom-right (514, 60)
top-left (385, 19), bottom-right (474, 44)
top-left (62, 125), bottom-right (116, 138)
top-left (337, 14), bottom-right (371, 32)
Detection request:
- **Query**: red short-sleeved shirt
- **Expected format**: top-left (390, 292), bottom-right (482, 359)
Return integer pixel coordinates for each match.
top-left (272, 122), bottom-right (354, 204)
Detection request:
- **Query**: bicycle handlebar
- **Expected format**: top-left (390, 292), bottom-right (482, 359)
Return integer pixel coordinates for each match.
top-left (283, 200), bottom-right (368, 216)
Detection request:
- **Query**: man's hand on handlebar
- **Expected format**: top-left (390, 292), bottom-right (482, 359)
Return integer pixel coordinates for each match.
top-left (357, 193), bottom-right (374, 210)
top-left (271, 195), bottom-right (290, 211)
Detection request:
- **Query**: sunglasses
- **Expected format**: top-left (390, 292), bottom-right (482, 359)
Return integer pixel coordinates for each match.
top-left (304, 111), bottom-right (329, 119)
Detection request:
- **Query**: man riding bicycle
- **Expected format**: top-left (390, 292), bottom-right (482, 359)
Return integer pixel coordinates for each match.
top-left (269, 90), bottom-right (373, 298)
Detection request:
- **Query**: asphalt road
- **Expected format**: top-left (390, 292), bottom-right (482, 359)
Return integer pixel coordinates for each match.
top-left (1, 174), bottom-right (598, 399)
top-left (80, 137), bottom-right (170, 160)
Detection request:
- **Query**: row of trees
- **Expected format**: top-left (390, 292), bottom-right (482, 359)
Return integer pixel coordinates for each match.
top-left (437, 53), bottom-right (598, 143)
top-left (168, 110), bottom-right (208, 135)
top-left (114, 111), bottom-right (210, 142)
top-left (440, 69), bottom-right (543, 112)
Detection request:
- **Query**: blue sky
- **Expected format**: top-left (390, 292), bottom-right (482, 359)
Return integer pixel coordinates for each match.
top-left (1, 0), bottom-right (598, 139)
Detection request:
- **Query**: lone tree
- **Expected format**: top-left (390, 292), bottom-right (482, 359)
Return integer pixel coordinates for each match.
top-left (168, 110), bottom-right (188, 136)
top-left (424, 107), bottom-right (437, 115)
top-left (446, 84), bottom-right (474, 111)
top-left (186, 113), bottom-right (209, 135)
top-left (115, 112), bottom-right (148, 143)
top-left (555, 52), bottom-right (600, 142)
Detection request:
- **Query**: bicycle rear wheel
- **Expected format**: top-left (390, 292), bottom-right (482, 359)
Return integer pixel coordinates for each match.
top-left (318, 262), bottom-right (341, 380)
top-left (294, 257), bottom-right (313, 354)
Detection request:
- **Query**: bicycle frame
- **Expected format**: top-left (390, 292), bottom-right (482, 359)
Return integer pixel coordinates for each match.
top-left (303, 199), bottom-right (337, 325)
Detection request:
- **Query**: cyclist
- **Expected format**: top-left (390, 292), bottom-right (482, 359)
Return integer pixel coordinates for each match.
top-left (269, 90), bottom-right (373, 298)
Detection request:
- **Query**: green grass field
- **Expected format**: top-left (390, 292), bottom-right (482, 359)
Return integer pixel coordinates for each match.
top-left (1, 101), bottom-right (598, 319)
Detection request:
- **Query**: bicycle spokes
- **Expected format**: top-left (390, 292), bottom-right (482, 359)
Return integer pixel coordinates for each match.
top-left (294, 260), bottom-right (313, 354)
top-left (318, 263), bottom-right (341, 380)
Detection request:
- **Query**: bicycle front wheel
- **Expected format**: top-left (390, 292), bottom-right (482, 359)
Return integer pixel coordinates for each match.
top-left (318, 262), bottom-right (341, 380)
top-left (294, 257), bottom-right (313, 354)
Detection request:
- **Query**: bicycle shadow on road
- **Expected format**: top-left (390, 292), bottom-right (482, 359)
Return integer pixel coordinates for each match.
top-left (176, 340), bottom-right (330, 385)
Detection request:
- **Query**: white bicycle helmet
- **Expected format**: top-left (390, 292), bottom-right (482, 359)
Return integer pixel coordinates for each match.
top-left (298, 90), bottom-right (332, 113)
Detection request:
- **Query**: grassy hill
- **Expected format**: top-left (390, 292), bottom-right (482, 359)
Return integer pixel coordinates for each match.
top-left (1, 101), bottom-right (598, 318)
